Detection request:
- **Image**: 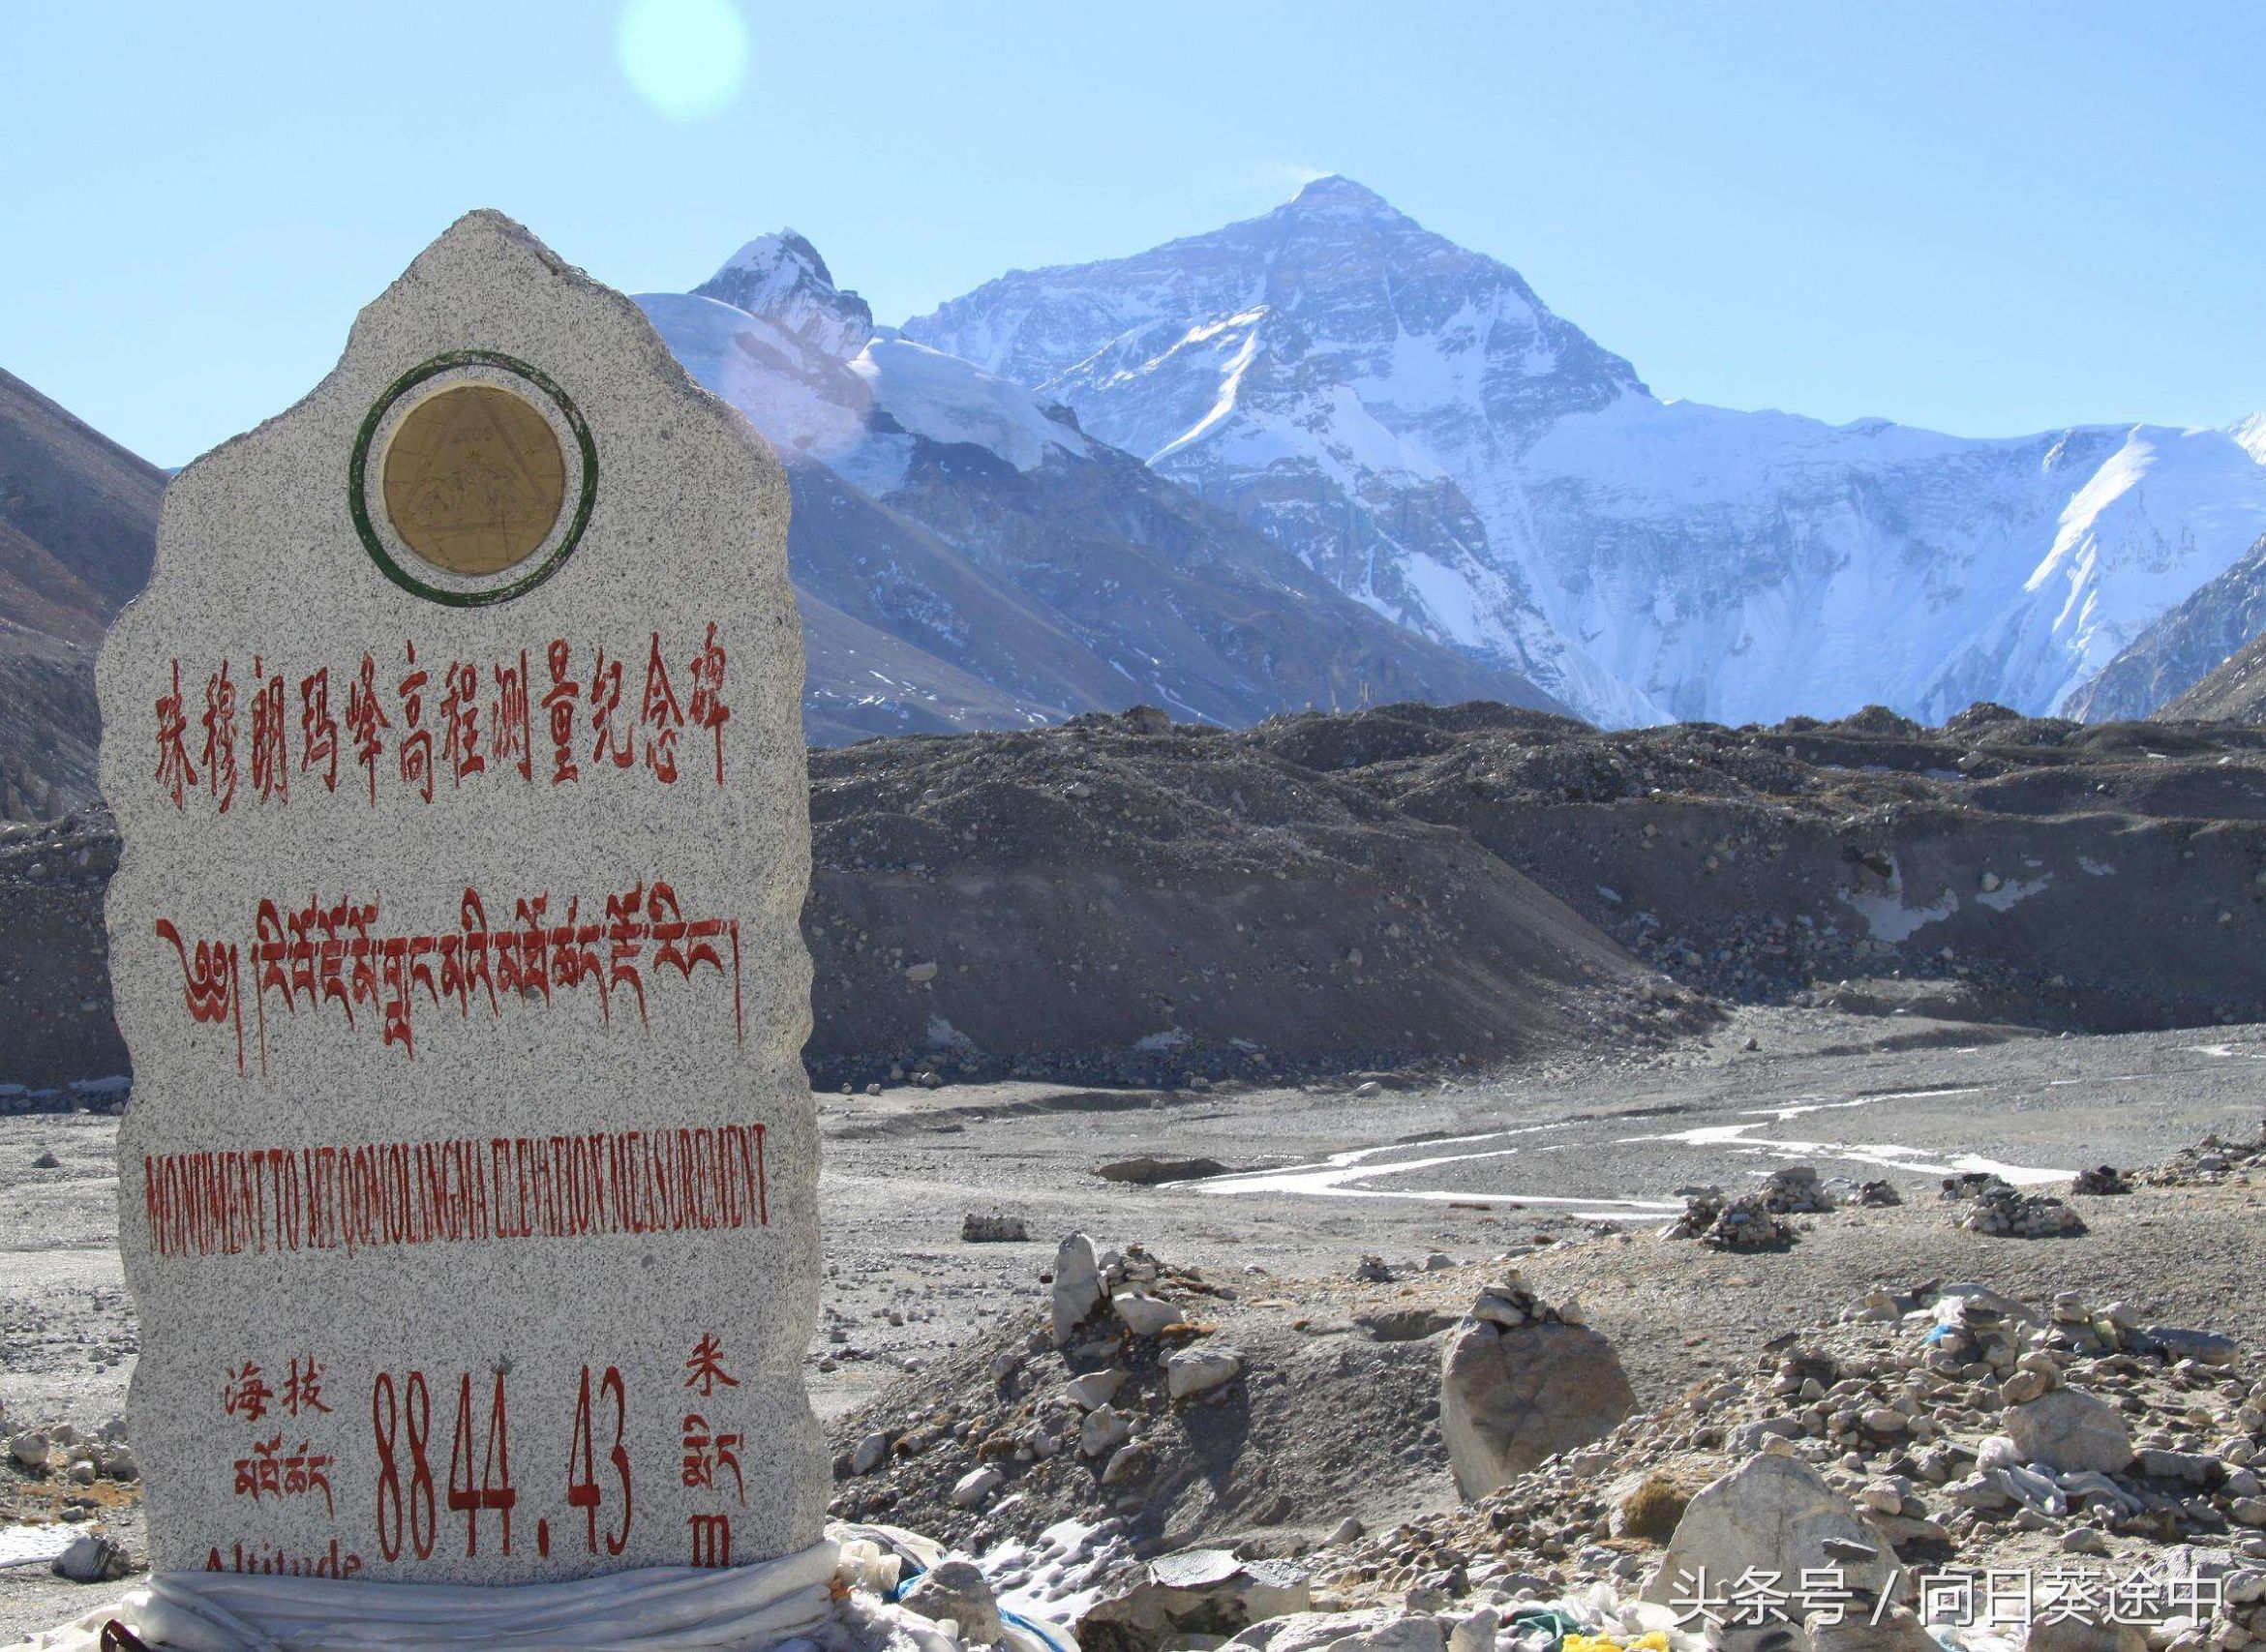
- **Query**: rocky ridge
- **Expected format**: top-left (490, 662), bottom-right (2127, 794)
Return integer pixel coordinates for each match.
top-left (2070, 535), bottom-right (2266, 724)
top-left (14, 697), bottom-right (2266, 1090)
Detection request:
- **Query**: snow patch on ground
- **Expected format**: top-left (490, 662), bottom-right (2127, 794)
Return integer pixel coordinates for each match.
top-left (1975, 874), bottom-right (2052, 912)
top-left (1842, 870), bottom-right (1960, 943)
top-left (1195, 1127), bottom-right (1685, 1220)
top-left (0, 1522), bottom-right (76, 1570)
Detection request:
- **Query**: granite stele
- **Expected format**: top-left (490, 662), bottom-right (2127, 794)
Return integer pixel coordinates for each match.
top-left (94, 211), bottom-right (831, 1627)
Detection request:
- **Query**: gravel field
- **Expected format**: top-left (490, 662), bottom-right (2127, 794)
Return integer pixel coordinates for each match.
top-left (0, 1007), bottom-right (2259, 1637)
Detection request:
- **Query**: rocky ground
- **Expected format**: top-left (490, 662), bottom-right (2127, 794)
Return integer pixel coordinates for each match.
top-left (0, 1011), bottom-right (2261, 1643)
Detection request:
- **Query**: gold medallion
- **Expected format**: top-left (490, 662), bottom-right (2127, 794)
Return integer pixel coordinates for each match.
top-left (380, 384), bottom-right (567, 576)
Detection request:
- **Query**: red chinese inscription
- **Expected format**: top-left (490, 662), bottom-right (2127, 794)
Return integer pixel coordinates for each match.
top-left (149, 630), bottom-right (730, 809)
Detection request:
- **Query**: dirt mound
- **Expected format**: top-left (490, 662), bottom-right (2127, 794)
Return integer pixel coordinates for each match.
top-left (0, 812), bottom-right (121, 1095)
top-left (801, 713), bottom-right (1673, 1085)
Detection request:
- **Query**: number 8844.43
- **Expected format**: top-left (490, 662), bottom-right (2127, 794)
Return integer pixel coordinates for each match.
top-left (369, 1365), bottom-right (631, 1564)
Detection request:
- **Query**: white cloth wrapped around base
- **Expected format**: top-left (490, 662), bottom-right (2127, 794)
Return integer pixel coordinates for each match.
top-left (15, 1540), bottom-right (838, 1651)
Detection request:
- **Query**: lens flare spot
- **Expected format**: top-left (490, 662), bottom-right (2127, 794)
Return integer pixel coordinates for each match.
top-left (617, 0), bottom-right (750, 124)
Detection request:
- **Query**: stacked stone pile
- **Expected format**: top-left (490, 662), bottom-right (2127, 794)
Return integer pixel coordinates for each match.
top-left (1946, 1176), bottom-right (2089, 1238)
top-left (1661, 1189), bottom-right (1794, 1249)
top-left (830, 1235), bottom-right (1249, 1544)
top-left (1759, 1164), bottom-right (1837, 1214)
top-left (2142, 1126), bottom-right (2266, 1188)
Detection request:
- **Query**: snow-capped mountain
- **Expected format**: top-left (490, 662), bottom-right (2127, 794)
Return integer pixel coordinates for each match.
top-left (908, 176), bottom-right (2266, 727)
top-left (639, 229), bottom-right (1560, 739)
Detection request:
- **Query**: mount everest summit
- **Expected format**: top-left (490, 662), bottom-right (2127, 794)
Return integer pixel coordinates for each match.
top-left (905, 175), bottom-right (2266, 728)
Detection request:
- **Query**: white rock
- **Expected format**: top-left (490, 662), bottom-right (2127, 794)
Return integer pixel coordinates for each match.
top-left (1165, 1347), bottom-right (1243, 1399)
top-left (1112, 1293), bottom-right (1183, 1337)
top-left (1469, 1294), bottom-right (1528, 1329)
top-left (1064, 1369), bottom-right (1131, 1410)
top-left (902, 1557), bottom-right (1004, 1645)
top-left (1052, 1233), bottom-right (1103, 1345)
top-left (1080, 1404), bottom-right (1132, 1457)
top-left (950, 1466), bottom-right (1002, 1508)
top-left (1100, 1442), bottom-right (1155, 1486)
top-left (1440, 1318), bottom-right (1636, 1501)
top-left (1448, 1607), bottom-right (1498, 1652)
top-left (851, 1431), bottom-right (891, 1475)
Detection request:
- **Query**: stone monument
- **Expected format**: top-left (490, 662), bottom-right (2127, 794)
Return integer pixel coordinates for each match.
top-left (96, 211), bottom-right (828, 1597)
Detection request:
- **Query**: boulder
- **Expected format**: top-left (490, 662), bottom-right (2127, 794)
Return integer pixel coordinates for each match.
top-left (1446, 1607), bottom-right (1497, 1652)
top-left (1808, 1607), bottom-right (1940, 1652)
top-left (2025, 1612), bottom-right (2148, 1652)
top-left (51, 1534), bottom-right (129, 1584)
top-left (902, 1557), bottom-right (1005, 1646)
top-left (850, 1430), bottom-right (891, 1475)
top-left (2144, 1326), bottom-right (2243, 1366)
top-left (1053, 1232), bottom-right (1103, 1345)
top-left (2003, 1388), bottom-right (2134, 1474)
top-left (1439, 1318), bottom-right (1636, 1501)
top-left (1642, 1454), bottom-right (1895, 1613)
top-left (1101, 1441), bottom-right (1159, 1486)
top-left (1320, 1622), bottom-right (1450, 1652)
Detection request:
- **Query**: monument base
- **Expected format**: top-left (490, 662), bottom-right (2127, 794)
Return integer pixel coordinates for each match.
top-left (17, 1540), bottom-right (838, 1651)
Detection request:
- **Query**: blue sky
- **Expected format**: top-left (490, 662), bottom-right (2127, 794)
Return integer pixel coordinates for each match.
top-left (6, 2), bottom-right (2263, 466)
